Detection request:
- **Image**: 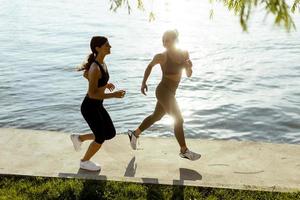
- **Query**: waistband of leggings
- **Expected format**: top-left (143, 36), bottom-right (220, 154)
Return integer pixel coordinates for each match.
top-left (84, 94), bottom-right (103, 103)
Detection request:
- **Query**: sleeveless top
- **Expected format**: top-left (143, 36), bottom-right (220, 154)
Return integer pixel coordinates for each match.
top-left (163, 52), bottom-right (184, 75)
top-left (94, 61), bottom-right (109, 87)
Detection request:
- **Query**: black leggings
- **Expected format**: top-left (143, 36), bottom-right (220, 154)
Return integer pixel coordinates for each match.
top-left (81, 96), bottom-right (116, 144)
top-left (139, 77), bottom-right (184, 139)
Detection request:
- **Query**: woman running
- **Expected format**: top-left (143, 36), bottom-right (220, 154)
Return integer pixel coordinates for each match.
top-left (128, 30), bottom-right (200, 161)
top-left (71, 36), bottom-right (126, 171)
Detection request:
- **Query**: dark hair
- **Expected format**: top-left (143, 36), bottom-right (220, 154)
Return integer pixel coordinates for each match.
top-left (78, 36), bottom-right (108, 71)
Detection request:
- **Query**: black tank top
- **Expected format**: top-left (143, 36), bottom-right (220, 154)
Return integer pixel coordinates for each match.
top-left (94, 61), bottom-right (109, 87)
top-left (163, 52), bottom-right (184, 75)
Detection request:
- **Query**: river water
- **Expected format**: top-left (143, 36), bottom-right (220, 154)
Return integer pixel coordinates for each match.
top-left (0, 0), bottom-right (299, 143)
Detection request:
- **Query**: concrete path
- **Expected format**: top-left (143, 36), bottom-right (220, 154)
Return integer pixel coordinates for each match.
top-left (0, 128), bottom-right (300, 192)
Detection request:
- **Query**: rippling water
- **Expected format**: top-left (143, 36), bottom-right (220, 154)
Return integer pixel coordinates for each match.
top-left (0, 0), bottom-right (299, 143)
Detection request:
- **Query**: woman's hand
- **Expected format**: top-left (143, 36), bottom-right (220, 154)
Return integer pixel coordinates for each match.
top-left (183, 58), bottom-right (193, 77)
top-left (183, 59), bottom-right (192, 68)
top-left (141, 83), bottom-right (148, 96)
top-left (113, 90), bottom-right (126, 98)
top-left (106, 83), bottom-right (115, 92)
top-left (185, 60), bottom-right (193, 77)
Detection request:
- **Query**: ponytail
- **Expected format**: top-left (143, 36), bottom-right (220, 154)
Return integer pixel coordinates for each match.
top-left (77, 53), bottom-right (95, 72)
top-left (78, 36), bottom-right (107, 72)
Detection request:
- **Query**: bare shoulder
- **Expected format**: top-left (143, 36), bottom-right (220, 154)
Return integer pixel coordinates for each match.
top-left (90, 62), bottom-right (100, 72)
top-left (153, 53), bottom-right (164, 61)
top-left (179, 49), bottom-right (189, 59)
top-left (88, 62), bottom-right (101, 77)
top-left (152, 53), bottom-right (165, 64)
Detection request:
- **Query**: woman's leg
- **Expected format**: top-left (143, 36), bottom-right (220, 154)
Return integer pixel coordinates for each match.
top-left (135, 101), bottom-right (166, 136)
top-left (79, 134), bottom-right (95, 142)
top-left (157, 90), bottom-right (187, 153)
top-left (169, 99), bottom-right (187, 153)
top-left (101, 107), bottom-right (116, 140)
top-left (81, 141), bottom-right (102, 161)
top-left (79, 107), bottom-right (116, 143)
top-left (81, 104), bottom-right (106, 161)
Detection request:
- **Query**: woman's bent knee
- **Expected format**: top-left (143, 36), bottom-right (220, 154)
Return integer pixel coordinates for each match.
top-left (175, 117), bottom-right (184, 125)
top-left (94, 137), bottom-right (105, 145)
top-left (106, 129), bottom-right (116, 140)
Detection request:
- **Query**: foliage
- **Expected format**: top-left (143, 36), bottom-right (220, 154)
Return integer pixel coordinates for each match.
top-left (109, 0), bottom-right (300, 31)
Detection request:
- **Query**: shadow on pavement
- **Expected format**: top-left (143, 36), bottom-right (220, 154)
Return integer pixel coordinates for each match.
top-left (124, 156), bottom-right (137, 177)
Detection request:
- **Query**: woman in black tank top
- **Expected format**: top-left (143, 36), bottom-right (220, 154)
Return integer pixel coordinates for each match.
top-left (127, 30), bottom-right (201, 161)
top-left (71, 36), bottom-right (126, 171)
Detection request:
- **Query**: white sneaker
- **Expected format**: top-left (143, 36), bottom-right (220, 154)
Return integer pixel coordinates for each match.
top-left (179, 149), bottom-right (201, 161)
top-left (80, 160), bottom-right (101, 171)
top-left (70, 134), bottom-right (82, 152)
top-left (127, 130), bottom-right (138, 150)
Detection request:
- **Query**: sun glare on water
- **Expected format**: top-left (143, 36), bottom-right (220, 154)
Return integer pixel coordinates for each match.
top-left (160, 115), bottom-right (174, 125)
top-left (151, 0), bottom-right (200, 50)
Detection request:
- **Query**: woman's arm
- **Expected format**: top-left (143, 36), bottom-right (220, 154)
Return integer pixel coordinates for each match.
top-left (106, 82), bottom-right (115, 92)
top-left (183, 51), bottom-right (193, 77)
top-left (87, 64), bottom-right (124, 99)
top-left (141, 54), bottom-right (161, 95)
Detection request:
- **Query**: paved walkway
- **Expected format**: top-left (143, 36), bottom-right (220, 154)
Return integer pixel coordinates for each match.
top-left (0, 128), bottom-right (300, 192)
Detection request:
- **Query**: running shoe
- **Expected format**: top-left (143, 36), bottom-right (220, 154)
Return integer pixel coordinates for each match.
top-left (179, 149), bottom-right (201, 161)
top-left (70, 134), bottom-right (82, 152)
top-left (127, 130), bottom-right (138, 150)
top-left (80, 160), bottom-right (101, 171)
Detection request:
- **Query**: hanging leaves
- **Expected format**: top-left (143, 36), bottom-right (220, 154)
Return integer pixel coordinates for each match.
top-left (109, 0), bottom-right (300, 31)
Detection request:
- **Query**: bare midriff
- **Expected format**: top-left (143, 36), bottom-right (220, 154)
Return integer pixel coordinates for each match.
top-left (164, 73), bottom-right (182, 82)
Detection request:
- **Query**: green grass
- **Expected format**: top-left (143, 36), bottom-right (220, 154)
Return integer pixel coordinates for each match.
top-left (0, 175), bottom-right (299, 200)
